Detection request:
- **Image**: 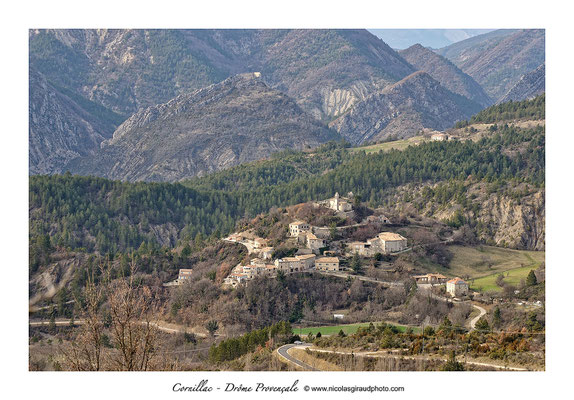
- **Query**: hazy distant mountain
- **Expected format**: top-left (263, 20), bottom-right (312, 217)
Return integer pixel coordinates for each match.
top-left (437, 29), bottom-right (545, 101)
top-left (330, 71), bottom-right (482, 144)
top-left (399, 44), bottom-right (492, 107)
top-left (369, 29), bottom-right (494, 49)
top-left (65, 73), bottom-right (339, 182)
top-left (435, 29), bottom-right (518, 62)
top-left (29, 68), bottom-right (122, 174)
top-left (498, 64), bottom-right (545, 104)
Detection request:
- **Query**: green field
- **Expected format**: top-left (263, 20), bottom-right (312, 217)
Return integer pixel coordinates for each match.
top-left (470, 265), bottom-right (537, 292)
top-left (295, 321), bottom-right (420, 337)
top-left (422, 245), bottom-right (545, 279)
top-left (351, 136), bottom-right (425, 154)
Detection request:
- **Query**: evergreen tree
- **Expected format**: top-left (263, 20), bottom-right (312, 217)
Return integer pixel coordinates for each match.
top-left (526, 270), bottom-right (538, 286)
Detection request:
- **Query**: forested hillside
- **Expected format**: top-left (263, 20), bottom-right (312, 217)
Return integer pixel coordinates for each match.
top-left (455, 94), bottom-right (544, 127)
top-left (30, 96), bottom-right (544, 256)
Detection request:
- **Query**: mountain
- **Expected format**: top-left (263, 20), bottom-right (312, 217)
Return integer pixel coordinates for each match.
top-left (29, 68), bottom-right (123, 174)
top-left (249, 29), bottom-right (415, 120)
top-left (435, 29), bottom-right (518, 62)
top-left (329, 71), bottom-right (482, 144)
top-left (399, 44), bottom-right (492, 107)
top-left (437, 29), bottom-right (545, 101)
top-left (29, 29), bottom-right (418, 175)
top-left (29, 29), bottom-right (234, 118)
top-left (370, 29), bottom-right (495, 50)
top-left (498, 64), bottom-right (545, 104)
top-left (29, 29), bottom-right (415, 122)
top-left (65, 73), bottom-right (339, 182)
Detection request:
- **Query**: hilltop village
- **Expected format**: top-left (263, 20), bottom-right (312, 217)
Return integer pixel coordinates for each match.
top-left (170, 192), bottom-right (470, 297)
top-left (222, 192), bottom-right (409, 286)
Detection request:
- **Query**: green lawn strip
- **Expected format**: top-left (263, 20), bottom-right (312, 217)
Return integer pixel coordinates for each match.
top-left (295, 321), bottom-right (420, 336)
top-left (470, 265), bottom-right (538, 292)
top-left (351, 137), bottom-right (424, 154)
top-left (447, 245), bottom-right (544, 279)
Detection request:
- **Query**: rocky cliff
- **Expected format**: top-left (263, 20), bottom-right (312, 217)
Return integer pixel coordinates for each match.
top-left (329, 71), bottom-right (482, 144)
top-left (66, 73), bottom-right (339, 182)
top-left (498, 64), bottom-right (545, 104)
top-left (400, 44), bottom-right (492, 107)
top-left (29, 68), bottom-right (120, 174)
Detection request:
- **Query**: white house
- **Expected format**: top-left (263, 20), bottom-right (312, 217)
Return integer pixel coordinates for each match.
top-left (446, 277), bottom-right (469, 297)
top-left (289, 221), bottom-right (310, 237)
top-left (374, 232), bottom-right (408, 254)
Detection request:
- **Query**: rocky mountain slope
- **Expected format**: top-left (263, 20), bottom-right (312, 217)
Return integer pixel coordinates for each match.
top-left (30, 29), bottom-right (415, 122)
top-left (399, 44), bottom-right (492, 107)
top-left (498, 64), bottom-right (545, 104)
top-left (438, 29), bottom-right (545, 101)
top-left (435, 29), bottom-right (517, 64)
top-left (29, 68), bottom-right (121, 174)
top-left (65, 73), bottom-right (339, 182)
top-left (29, 29), bottom-right (420, 175)
top-left (329, 71), bottom-right (482, 144)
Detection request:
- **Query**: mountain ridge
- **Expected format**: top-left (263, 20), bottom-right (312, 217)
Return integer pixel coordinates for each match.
top-left (66, 73), bottom-right (339, 182)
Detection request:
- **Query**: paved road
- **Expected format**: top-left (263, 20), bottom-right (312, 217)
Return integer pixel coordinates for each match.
top-left (470, 304), bottom-right (487, 331)
top-left (29, 319), bottom-right (210, 337)
top-left (276, 343), bottom-right (320, 371)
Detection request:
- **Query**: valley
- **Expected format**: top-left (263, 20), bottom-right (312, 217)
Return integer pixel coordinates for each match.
top-left (27, 29), bottom-right (545, 373)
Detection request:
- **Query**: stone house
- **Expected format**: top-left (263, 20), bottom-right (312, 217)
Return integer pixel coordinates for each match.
top-left (275, 257), bottom-right (302, 273)
top-left (306, 232), bottom-right (325, 253)
top-left (348, 241), bottom-right (374, 257)
top-left (373, 232), bottom-right (408, 253)
top-left (315, 257), bottom-right (340, 271)
top-left (178, 269), bottom-right (193, 282)
top-left (446, 277), bottom-right (469, 297)
top-left (296, 254), bottom-right (316, 269)
top-left (289, 221), bottom-right (310, 237)
top-left (413, 273), bottom-right (448, 285)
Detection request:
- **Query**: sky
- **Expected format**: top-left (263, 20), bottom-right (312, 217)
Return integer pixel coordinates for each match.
top-left (368, 29), bottom-right (495, 49)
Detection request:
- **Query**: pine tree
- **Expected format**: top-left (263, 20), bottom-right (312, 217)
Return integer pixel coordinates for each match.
top-left (526, 270), bottom-right (537, 286)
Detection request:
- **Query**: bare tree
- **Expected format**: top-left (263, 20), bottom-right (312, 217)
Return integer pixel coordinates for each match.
top-left (108, 260), bottom-right (159, 371)
top-left (61, 264), bottom-right (106, 371)
top-left (61, 259), bottom-right (161, 371)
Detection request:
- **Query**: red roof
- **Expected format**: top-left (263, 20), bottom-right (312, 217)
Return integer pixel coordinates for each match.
top-left (447, 277), bottom-right (467, 285)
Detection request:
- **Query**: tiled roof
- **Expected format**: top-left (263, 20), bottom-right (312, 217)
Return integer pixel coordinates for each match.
top-left (447, 277), bottom-right (467, 285)
top-left (316, 257), bottom-right (339, 263)
top-left (290, 220), bottom-right (307, 226)
top-left (378, 232), bottom-right (406, 241)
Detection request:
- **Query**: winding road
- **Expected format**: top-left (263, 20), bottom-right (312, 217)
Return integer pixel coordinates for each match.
top-left (276, 343), bottom-right (319, 371)
top-left (469, 304), bottom-right (487, 330)
top-left (276, 344), bottom-right (529, 371)
top-left (29, 319), bottom-right (212, 337)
